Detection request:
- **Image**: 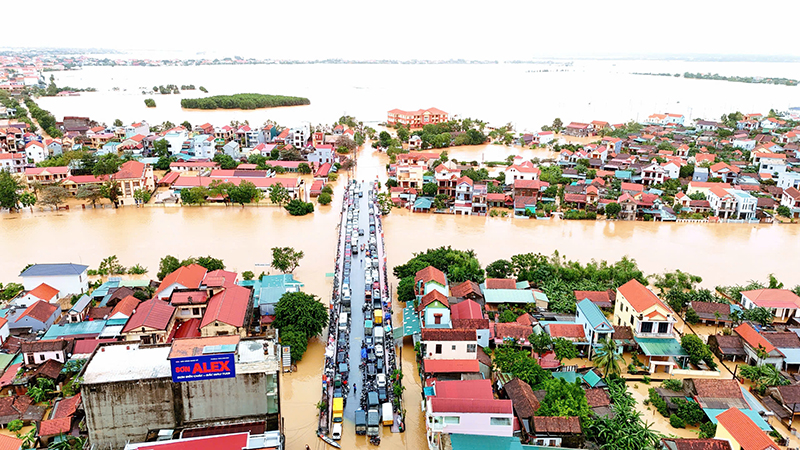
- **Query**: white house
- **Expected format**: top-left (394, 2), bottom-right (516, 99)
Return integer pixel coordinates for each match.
top-left (536, 131), bottom-right (555, 145)
top-left (729, 189), bottom-right (757, 220)
top-left (19, 263), bottom-right (89, 296)
top-left (761, 117), bottom-right (783, 130)
top-left (25, 141), bottom-right (46, 164)
top-left (0, 153), bottom-right (26, 173)
top-left (289, 123), bottom-right (310, 149)
top-left (125, 121), bottom-right (149, 139)
top-left (732, 138), bottom-right (756, 151)
top-left (187, 135), bottom-right (216, 159)
top-left (759, 156), bottom-right (787, 175)
top-left (642, 163), bottom-right (666, 185)
top-left (21, 339), bottom-right (72, 367)
top-left (778, 171), bottom-right (800, 190)
top-left (575, 299), bottom-right (613, 349)
top-left (454, 176), bottom-right (474, 215)
top-left (20, 283), bottom-right (60, 305)
top-left (222, 141), bottom-right (241, 159)
top-left (740, 289), bottom-right (800, 323)
top-left (307, 144), bottom-right (334, 166)
top-left (160, 128), bottom-right (189, 156)
top-left (421, 328), bottom-right (478, 360)
top-left (0, 317), bottom-right (9, 346)
top-left (661, 161), bottom-right (681, 180)
top-left (504, 159), bottom-right (541, 186)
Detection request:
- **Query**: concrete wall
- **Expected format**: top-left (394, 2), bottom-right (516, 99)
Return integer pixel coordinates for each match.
top-left (85, 370), bottom-right (279, 449)
top-left (22, 273), bottom-right (88, 297)
top-left (423, 340), bottom-right (475, 360)
top-left (84, 378), bottom-right (177, 449)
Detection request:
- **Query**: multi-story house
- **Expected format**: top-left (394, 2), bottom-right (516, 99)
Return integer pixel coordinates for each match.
top-left (503, 159), bottom-right (540, 186)
top-left (729, 189), bottom-right (757, 220)
top-left (642, 162), bottom-right (665, 185)
top-left (415, 266), bottom-right (448, 301)
top-left (113, 161), bottom-right (155, 206)
top-left (289, 123), bottom-right (310, 149)
top-left (781, 187), bottom-right (800, 218)
top-left (0, 152), bottom-right (26, 173)
top-left (615, 279), bottom-right (681, 374)
top-left (160, 127), bottom-right (189, 156)
top-left (471, 183), bottom-right (487, 215)
top-left (183, 134), bottom-right (215, 159)
top-left (707, 187), bottom-right (737, 219)
top-left (424, 379), bottom-right (513, 450)
top-left (453, 176), bottom-right (473, 215)
top-left (563, 122), bottom-right (590, 137)
top-left (575, 299), bottom-right (613, 357)
top-left (740, 289), bottom-right (800, 324)
top-left (25, 140), bottom-right (46, 164)
top-left (124, 121), bottom-right (149, 139)
top-left (778, 172), bottom-right (800, 190)
top-left (24, 166), bottom-right (70, 185)
top-left (421, 328), bottom-right (478, 361)
top-left (214, 125), bottom-right (234, 142)
top-left (709, 162), bottom-right (740, 183)
top-left (307, 144), bottom-right (334, 166)
top-left (121, 299), bottom-right (176, 344)
top-left (387, 107), bottom-right (448, 129)
top-left (435, 164), bottom-right (460, 197)
top-left (752, 151), bottom-right (787, 174)
top-left (396, 164), bottom-right (425, 189)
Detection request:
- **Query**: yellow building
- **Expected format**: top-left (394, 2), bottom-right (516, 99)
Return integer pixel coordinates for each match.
top-left (715, 407), bottom-right (778, 450)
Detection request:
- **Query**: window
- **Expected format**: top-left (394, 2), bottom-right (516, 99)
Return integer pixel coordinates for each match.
top-left (443, 416), bottom-right (460, 425)
top-left (39, 354), bottom-right (45, 362)
top-left (435, 344), bottom-right (442, 354)
top-left (490, 417), bottom-right (511, 426)
top-left (193, 308), bottom-right (200, 316)
top-left (467, 344), bottom-right (477, 353)
top-left (434, 313), bottom-right (442, 325)
top-left (640, 322), bottom-right (653, 333)
top-left (658, 322), bottom-right (669, 334)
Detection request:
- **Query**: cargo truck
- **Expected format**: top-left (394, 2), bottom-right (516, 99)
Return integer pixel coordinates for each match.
top-left (367, 409), bottom-right (380, 437)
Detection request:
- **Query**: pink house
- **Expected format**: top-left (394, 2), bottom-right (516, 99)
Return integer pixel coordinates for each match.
top-left (425, 379), bottom-right (513, 449)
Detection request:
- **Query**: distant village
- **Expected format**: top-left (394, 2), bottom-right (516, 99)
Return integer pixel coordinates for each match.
top-left (386, 109), bottom-right (800, 223)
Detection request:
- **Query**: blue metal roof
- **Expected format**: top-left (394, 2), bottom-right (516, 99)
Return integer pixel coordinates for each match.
top-left (582, 369), bottom-right (602, 387)
top-left (450, 434), bottom-right (524, 450)
top-left (402, 303), bottom-right (421, 337)
top-left (69, 295), bottom-right (92, 314)
top-left (414, 197), bottom-right (433, 209)
top-left (577, 298), bottom-right (612, 331)
top-left (704, 407), bottom-right (770, 431)
top-left (43, 320), bottom-right (107, 340)
top-left (20, 263), bottom-right (88, 277)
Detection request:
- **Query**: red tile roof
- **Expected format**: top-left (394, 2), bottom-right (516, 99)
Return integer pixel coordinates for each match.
top-left (617, 279), bottom-right (669, 313)
top-left (129, 433), bottom-right (249, 450)
top-left (156, 264), bottom-right (207, 296)
top-left (170, 290), bottom-right (209, 305)
top-left (204, 270), bottom-right (238, 288)
top-left (574, 290), bottom-right (614, 307)
top-left (585, 388), bottom-right (611, 407)
top-left (503, 378), bottom-right (540, 417)
top-left (27, 283), bottom-right (59, 301)
top-left (122, 299), bottom-right (175, 333)
top-left (421, 328), bottom-right (477, 342)
top-left (430, 397), bottom-right (512, 414)
top-left (0, 435), bottom-right (23, 450)
top-left (692, 379), bottom-right (744, 400)
top-left (735, 323), bottom-right (777, 354)
top-left (493, 323), bottom-right (533, 342)
top-left (532, 416), bottom-right (582, 434)
top-left (450, 299), bottom-right (484, 320)
top-left (433, 379), bottom-right (494, 399)
top-left (110, 295), bottom-right (140, 318)
top-left (415, 266), bottom-right (447, 288)
top-left (715, 407), bottom-right (778, 450)
top-left (452, 318), bottom-right (490, 330)
top-left (423, 359), bottom-right (480, 374)
top-left (485, 278), bottom-right (517, 290)
top-left (201, 285), bottom-right (251, 328)
top-left (416, 290), bottom-right (449, 312)
top-left (661, 439), bottom-right (732, 450)
top-left (548, 323), bottom-right (585, 339)
top-left (39, 416), bottom-right (72, 436)
top-left (450, 281), bottom-right (482, 299)
top-left (741, 289), bottom-right (800, 309)
top-left (114, 160), bottom-right (146, 180)
top-left (17, 300), bottom-right (58, 324)
top-left (73, 339), bottom-right (116, 355)
top-left (51, 393), bottom-right (81, 419)
top-left (0, 364), bottom-right (21, 387)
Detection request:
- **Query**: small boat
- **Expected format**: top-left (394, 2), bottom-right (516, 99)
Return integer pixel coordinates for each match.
top-left (318, 431), bottom-right (341, 449)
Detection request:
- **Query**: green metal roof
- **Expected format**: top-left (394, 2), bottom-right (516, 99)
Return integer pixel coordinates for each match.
top-left (0, 354), bottom-right (14, 372)
top-left (635, 337), bottom-right (688, 357)
top-left (552, 371), bottom-right (579, 383)
top-left (42, 320), bottom-right (107, 340)
top-left (582, 369), bottom-right (602, 387)
top-left (515, 281), bottom-right (530, 290)
top-left (483, 289), bottom-right (536, 304)
top-left (413, 197), bottom-right (433, 209)
top-left (577, 299), bottom-right (612, 331)
top-left (402, 303), bottom-right (421, 337)
top-left (118, 280), bottom-right (152, 288)
top-left (450, 434), bottom-right (524, 450)
top-left (259, 274), bottom-right (304, 306)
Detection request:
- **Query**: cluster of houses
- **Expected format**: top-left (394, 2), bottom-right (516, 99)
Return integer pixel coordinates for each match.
top-left (389, 111), bottom-right (800, 222)
top-left (402, 263), bottom-right (796, 449)
top-left (0, 262), bottom-right (288, 449)
top-left (1, 116), bottom-right (359, 206)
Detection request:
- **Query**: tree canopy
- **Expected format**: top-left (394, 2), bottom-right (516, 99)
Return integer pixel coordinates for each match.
top-left (181, 93), bottom-right (310, 110)
top-left (393, 246), bottom-right (484, 284)
top-left (273, 292), bottom-right (328, 361)
top-left (271, 247), bottom-right (304, 273)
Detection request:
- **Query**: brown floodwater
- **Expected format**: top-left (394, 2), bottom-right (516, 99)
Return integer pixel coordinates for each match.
top-left (1, 144), bottom-right (799, 449)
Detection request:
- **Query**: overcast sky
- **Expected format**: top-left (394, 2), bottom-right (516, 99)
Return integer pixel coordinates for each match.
top-left (7, 0), bottom-right (800, 60)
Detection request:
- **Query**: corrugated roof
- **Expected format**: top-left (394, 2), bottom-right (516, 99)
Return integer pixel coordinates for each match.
top-left (450, 299), bottom-right (483, 320)
top-left (635, 337), bottom-right (688, 357)
top-left (20, 263), bottom-right (88, 277)
top-left (201, 285), bottom-right (251, 328)
top-left (714, 408), bottom-right (776, 449)
top-left (155, 264), bottom-right (207, 296)
top-left (430, 397), bottom-right (512, 414)
top-left (483, 290), bottom-right (536, 304)
top-left (577, 298), bottom-right (613, 330)
top-left (423, 359), bottom-right (480, 373)
top-left (122, 299), bottom-right (175, 332)
top-left (448, 434), bottom-right (524, 450)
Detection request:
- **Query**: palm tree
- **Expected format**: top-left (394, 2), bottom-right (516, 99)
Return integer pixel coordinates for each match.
top-left (18, 428), bottom-right (36, 449)
top-left (593, 338), bottom-right (623, 378)
top-left (48, 435), bottom-right (86, 450)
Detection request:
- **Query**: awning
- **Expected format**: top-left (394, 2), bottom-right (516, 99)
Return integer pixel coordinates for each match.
top-left (402, 303), bottom-right (421, 337)
top-left (635, 337), bottom-right (688, 357)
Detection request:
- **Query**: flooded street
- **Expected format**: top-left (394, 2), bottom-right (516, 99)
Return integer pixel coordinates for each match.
top-left (1, 145), bottom-right (799, 449)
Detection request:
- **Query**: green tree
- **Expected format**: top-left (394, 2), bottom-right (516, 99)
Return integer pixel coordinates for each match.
top-left (228, 180), bottom-right (262, 206)
top-left (744, 306), bottom-right (774, 326)
top-left (0, 170), bottom-right (23, 211)
top-left (242, 271), bottom-right (255, 281)
top-left (551, 118), bottom-right (564, 133)
top-left (397, 277), bottom-right (415, 303)
top-left (272, 291), bottom-right (328, 360)
top-left (18, 428), bottom-right (36, 450)
top-left (377, 192), bottom-right (393, 215)
top-left (155, 155), bottom-right (176, 171)
top-left (181, 120), bottom-right (192, 130)
top-left (777, 205), bottom-right (791, 217)
top-left (133, 188), bottom-right (151, 205)
top-left (284, 199), bottom-right (314, 216)
top-left (101, 180), bottom-right (122, 208)
top-left (317, 192), bottom-right (332, 205)
top-left (396, 126), bottom-right (410, 142)
top-left (195, 256), bottom-right (225, 271)
top-left (212, 153), bottom-right (238, 170)
top-left (593, 338), bottom-right (623, 378)
top-left (605, 202), bottom-right (621, 218)
top-left (378, 131), bottom-right (392, 147)
top-left (153, 139), bottom-right (170, 158)
top-left (98, 255), bottom-right (126, 275)
top-left (684, 307), bottom-right (700, 324)
top-left (181, 186), bottom-right (208, 205)
top-left (280, 327), bottom-right (309, 361)
top-left (422, 182), bottom-right (438, 196)
top-left (113, 119), bottom-right (123, 127)
top-left (271, 247), bottom-right (304, 273)
top-left (128, 264), bottom-right (148, 275)
top-left (7, 419), bottom-right (23, 432)
top-left (76, 184), bottom-right (103, 207)
top-left (529, 331), bottom-right (552, 356)
top-left (27, 378), bottom-right (56, 403)
top-left (536, 378), bottom-right (590, 418)
top-left (268, 182), bottom-right (290, 206)
top-left (680, 334), bottom-right (717, 369)
top-left (93, 153), bottom-right (122, 177)
top-left (157, 255), bottom-right (182, 280)
top-left (485, 259), bottom-right (513, 279)
top-left (208, 180), bottom-right (233, 205)
top-left (321, 184), bottom-right (333, 195)
top-left (40, 186), bottom-right (69, 210)
top-left (298, 163), bottom-right (312, 174)
top-left (553, 337), bottom-right (578, 361)
top-left (19, 191), bottom-right (36, 212)
top-left (144, 98), bottom-right (156, 107)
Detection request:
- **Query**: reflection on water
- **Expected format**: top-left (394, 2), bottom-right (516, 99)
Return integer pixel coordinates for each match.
top-left (2, 145), bottom-right (800, 449)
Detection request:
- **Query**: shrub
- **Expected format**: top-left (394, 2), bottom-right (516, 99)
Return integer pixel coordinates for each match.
top-left (684, 307), bottom-right (700, 324)
top-left (671, 398), bottom-right (705, 426)
top-left (642, 375), bottom-right (651, 385)
top-left (285, 199), bottom-right (314, 216)
top-left (7, 419), bottom-right (22, 432)
top-left (648, 388), bottom-right (668, 417)
top-left (144, 98), bottom-right (156, 107)
top-left (669, 413), bottom-right (685, 428)
top-left (699, 422), bottom-right (717, 439)
top-left (318, 192), bottom-right (332, 205)
top-left (662, 379), bottom-right (683, 392)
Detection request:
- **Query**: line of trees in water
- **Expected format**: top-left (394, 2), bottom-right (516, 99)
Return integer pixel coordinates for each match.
top-left (180, 93), bottom-right (310, 110)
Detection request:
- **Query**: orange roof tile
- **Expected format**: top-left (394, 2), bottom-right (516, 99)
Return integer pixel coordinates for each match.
top-left (617, 279), bottom-right (669, 313)
top-left (735, 323), bottom-right (777, 354)
top-left (715, 408), bottom-right (778, 450)
top-left (27, 283), bottom-right (58, 301)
